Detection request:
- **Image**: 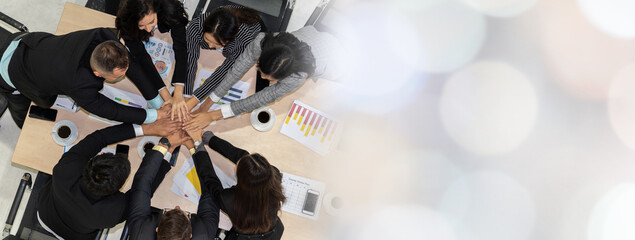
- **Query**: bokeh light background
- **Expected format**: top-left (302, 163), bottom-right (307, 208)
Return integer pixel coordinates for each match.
top-left (319, 0), bottom-right (635, 239)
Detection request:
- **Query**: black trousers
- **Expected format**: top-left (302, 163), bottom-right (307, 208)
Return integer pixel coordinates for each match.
top-left (0, 31), bottom-right (31, 128)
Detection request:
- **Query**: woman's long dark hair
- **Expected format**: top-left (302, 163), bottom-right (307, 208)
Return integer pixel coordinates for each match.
top-left (258, 32), bottom-right (316, 80)
top-left (202, 6), bottom-right (261, 45)
top-left (116, 0), bottom-right (188, 42)
top-left (232, 154), bottom-right (286, 234)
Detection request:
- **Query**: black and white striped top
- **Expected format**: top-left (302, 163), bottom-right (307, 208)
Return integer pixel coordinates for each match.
top-left (184, 11), bottom-right (262, 100)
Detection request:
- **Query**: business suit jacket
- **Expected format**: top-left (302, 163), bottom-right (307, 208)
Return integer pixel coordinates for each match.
top-left (127, 150), bottom-right (219, 240)
top-left (8, 28), bottom-right (148, 124)
top-left (202, 136), bottom-right (284, 240)
top-left (37, 124), bottom-right (137, 239)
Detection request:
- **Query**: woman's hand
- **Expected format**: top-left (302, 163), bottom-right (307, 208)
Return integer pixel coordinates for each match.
top-left (171, 92), bottom-right (190, 122)
top-left (183, 110), bottom-right (222, 131)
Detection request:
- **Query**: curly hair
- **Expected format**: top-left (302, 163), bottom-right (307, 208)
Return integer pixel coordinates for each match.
top-left (116, 0), bottom-right (188, 42)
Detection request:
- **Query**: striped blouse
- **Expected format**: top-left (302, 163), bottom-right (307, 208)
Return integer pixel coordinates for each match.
top-left (184, 11), bottom-right (262, 100)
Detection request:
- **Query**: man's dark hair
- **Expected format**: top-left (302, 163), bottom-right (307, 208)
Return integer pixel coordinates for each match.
top-left (258, 33), bottom-right (315, 80)
top-left (157, 209), bottom-right (191, 240)
top-left (90, 40), bottom-right (130, 74)
top-left (81, 153), bottom-right (130, 196)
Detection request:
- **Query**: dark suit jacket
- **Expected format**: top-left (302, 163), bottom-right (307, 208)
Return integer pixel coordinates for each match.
top-left (37, 124), bottom-right (137, 239)
top-left (202, 136), bottom-right (284, 240)
top-left (8, 28), bottom-right (148, 124)
top-left (127, 150), bottom-right (219, 240)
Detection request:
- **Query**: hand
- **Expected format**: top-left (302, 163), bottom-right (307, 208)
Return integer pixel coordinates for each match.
top-left (171, 92), bottom-right (191, 122)
top-left (184, 127), bottom-right (203, 143)
top-left (183, 110), bottom-right (222, 131)
top-left (156, 103), bottom-right (172, 120)
top-left (142, 118), bottom-right (180, 137)
top-left (184, 139), bottom-right (195, 151)
top-left (166, 130), bottom-right (191, 152)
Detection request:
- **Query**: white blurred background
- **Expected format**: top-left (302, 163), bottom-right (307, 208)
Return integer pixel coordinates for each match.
top-left (326, 0), bottom-right (635, 239)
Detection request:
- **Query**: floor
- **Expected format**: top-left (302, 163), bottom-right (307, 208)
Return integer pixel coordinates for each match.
top-left (0, 0), bottom-right (318, 238)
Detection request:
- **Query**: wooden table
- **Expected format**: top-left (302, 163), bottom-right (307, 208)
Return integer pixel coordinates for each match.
top-left (10, 3), bottom-right (341, 239)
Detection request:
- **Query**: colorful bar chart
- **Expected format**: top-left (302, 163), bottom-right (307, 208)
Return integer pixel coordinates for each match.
top-left (280, 100), bottom-right (341, 155)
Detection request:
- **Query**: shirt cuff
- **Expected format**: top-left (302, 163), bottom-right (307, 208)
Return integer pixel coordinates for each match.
top-left (144, 109), bottom-right (158, 123)
top-left (147, 95), bottom-right (164, 109)
top-left (210, 92), bottom-right (222, 102)
top-left (163, 151), bottom-right (172, 161)
top-left (189, 148), bottom-right (196, 155)
top-left (132, 124), bottom-right (144, 137)
top-left (220, 104), bottom-right (235, 118)
top-left (152, 145), bottom-right (168, 155)
top-left (174, 83), bottom-right (185, 86)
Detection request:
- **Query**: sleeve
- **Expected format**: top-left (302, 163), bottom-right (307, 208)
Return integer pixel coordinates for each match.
top-left (209, 34), bottom-right (264, 103)
top-left (184, 15), bottom-right (205, 96)
top-left (124, 37), bottom-right (166, 99)
top-left (57, 123), bottom-right (136, 166)
top-left (70, 86), bottom-right (149, 124)
top-left (208, 136), bottom-right (249, 164)
top-left (170, 23), bottom-right (188, 85)
top-left (126, 150), bottom-right (166, 233)
top-left (192, 151), bottom-right (224, 206)
top-left (191, 24), bottom-right (260, 101)
top-left (194, 192), bottom-right (220, 238)
top-left (225, 73), bottom-right (308, 117)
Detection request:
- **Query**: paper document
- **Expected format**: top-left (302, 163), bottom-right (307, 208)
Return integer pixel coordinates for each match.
top-left (144, 37), bottom-right (175, 80)
top-left (90, 85), bottom-right (147, 125)
top-left (280, 100), bottom-right (341, 155)
top-left (193, 69), bottom-right (250, 111)
top-left (281, 171), bottom-right (326, 220)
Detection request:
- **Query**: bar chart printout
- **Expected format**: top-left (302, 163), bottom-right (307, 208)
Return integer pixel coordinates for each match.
top-left (280, 100), bottom-right (340, 155)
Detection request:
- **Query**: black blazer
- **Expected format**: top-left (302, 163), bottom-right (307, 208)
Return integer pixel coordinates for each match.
top-left (127, 150), bottom-right (219, 240)
top-left (37, 124), bottom-right (137, 240)
top-left (200, 136), bottom-right (284, 240)
top-left (8, 28), bottom-right (148, 124)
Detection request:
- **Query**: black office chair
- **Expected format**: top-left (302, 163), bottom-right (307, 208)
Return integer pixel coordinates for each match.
top-left (304, 0), bottom-right (344, 37)
top-left (194, 0), bottom-right (295, 32)
top-left (3, 172), bottom-right (118, 240)
top-left (85, 0), bottom-right (122, 15)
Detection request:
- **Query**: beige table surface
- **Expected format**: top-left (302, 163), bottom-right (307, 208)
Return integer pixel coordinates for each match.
top-left (10, 3), bottom-right (340, 239)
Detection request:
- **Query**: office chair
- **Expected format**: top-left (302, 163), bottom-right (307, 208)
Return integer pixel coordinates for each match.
top-left (194, 0), bottom-right (295, 32)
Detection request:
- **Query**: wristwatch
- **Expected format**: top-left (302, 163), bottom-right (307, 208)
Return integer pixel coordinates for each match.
top-left (194, 140), bottom-right (201, 148)
top-left (159, 137), bottom-right (171, 149)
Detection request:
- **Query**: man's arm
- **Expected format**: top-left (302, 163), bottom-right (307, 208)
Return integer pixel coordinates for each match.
top-left (127, 149), bottom-right (166, 230)
top-left (58, 123), bottom-right (137, 166)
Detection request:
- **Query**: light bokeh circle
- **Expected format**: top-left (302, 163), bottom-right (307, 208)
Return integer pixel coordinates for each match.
top-left (439, 171), bottom-right (536, 240)
top-left (588, 183), bottom-right (635, 240)
top-left (608, 63), bottom-right (635, 150)
top-left (439, 61), bottom-right (537, 155)
top-left (577, 0), bottom-right (635, 39)
top-left (354, 205), bottom-right (456, 240)
top-left (461, 0), bottom-right (538, 17)
top-left (409, 0), bottom-right (487, 73)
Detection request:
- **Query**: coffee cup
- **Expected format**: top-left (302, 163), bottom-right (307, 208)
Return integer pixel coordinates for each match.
top-left (251, 107), bottom-right (276, 132)
top-left (52, 120), bottom-right (78, 146)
